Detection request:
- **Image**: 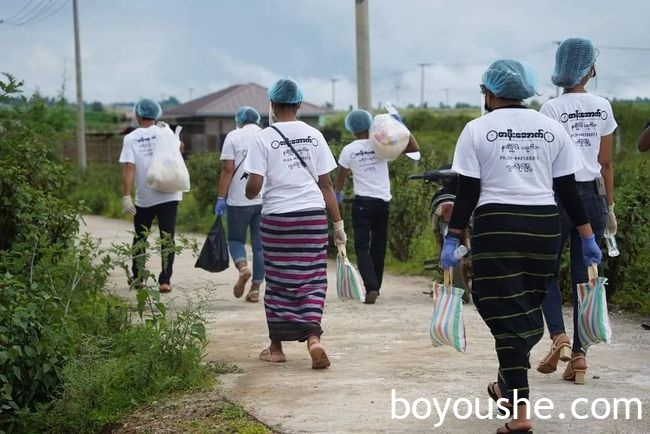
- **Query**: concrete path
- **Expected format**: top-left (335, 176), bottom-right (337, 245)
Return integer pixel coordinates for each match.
top-left (82, 215), bottom-right (649, 433)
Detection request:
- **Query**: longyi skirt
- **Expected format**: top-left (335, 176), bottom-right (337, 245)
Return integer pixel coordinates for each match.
top-left (260, 209), bottom-right (329, 342)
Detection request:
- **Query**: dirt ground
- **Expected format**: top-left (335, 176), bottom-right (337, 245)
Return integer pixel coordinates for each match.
top-left (84, 215), bottom-right (649, 434)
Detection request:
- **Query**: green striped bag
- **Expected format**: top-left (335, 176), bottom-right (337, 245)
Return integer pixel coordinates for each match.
top-left (577, 264), bottom-right (612, 349)
top-left (429, 269), bottom-right (466, 352)
top-left (336, 245), bottom-right (365, 302)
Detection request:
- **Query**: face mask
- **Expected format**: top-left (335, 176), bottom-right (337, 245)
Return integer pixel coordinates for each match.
top-left (130, 116), bottom-right (139, 128)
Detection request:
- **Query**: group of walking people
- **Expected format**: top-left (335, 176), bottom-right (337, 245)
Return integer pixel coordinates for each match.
top-left (120, 36), bottom-right (621, 432)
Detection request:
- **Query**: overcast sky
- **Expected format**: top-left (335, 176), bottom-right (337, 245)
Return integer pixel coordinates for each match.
top-left (2, 0), bottom-right (650, 109)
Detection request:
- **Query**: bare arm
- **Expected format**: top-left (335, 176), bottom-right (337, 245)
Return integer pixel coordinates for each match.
top-left (245, 173), bottom-right (264, 200)
top-left (598, 134), bottom-right (614, 206)
top-left (334, 166), bottom-right (351, 193)
top-left (217, 160), bottom-right (235, 198)
top-left (403, 134), bottom-right (421, 153)
top-left (318, 174), bottom-right (342, 222)
top-left (638, 125), bottom-right (650, 152)
top-left (122, 163), bottom-right (135, 196)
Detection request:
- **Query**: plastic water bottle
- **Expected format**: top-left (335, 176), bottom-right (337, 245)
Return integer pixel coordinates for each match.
top-left (603, 231), bottom-right (620, 257)
top-left (454, 245), bottom-right (469, 260)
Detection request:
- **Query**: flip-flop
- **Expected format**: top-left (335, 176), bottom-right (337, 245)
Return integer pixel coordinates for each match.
top-left (487, 382), bottom-right (511, 417)
top-left (308, 341), bottom-right (331, 369)
top-left (497, 422), bottom-right (533, 434)
top-left (259, 348), bottom-right (286, 363)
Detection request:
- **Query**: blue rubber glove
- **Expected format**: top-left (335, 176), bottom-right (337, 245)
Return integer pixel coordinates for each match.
top-left (390, 112), bottom-right (403, 123)
top-left (335, 191), bottom-right (344, 203)
top-left (214, 197), bottom-right (227, 216)
top-left (440, 232), bottom-right (461, 269)
top-left (581, 234), bottom-right (602, 266)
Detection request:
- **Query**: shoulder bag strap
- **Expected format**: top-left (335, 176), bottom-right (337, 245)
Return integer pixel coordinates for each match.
top-left (270, 125), bottom-right (317, 182)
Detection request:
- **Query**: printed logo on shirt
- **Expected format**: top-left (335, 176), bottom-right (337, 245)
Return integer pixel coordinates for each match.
top-left (560, 109), bottom-right (608, 123)
top-left (486, 129), bottom-right (555, 143)
top-left (350, 150), bottom-right (376, 159)
top-left (270, 136), bottom-right (319, 149)
top-left (135, 134), bottom-right (157, 156)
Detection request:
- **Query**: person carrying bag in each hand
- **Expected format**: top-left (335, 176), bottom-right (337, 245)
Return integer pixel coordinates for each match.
top-left (441, 59), bottom-right (600, 434)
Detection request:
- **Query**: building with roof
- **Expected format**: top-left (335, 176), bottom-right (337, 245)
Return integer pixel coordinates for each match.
top-left (162, 83), bottom-right (327, 153)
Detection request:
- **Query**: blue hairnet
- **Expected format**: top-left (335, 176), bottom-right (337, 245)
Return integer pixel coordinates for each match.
top-left (134, 98), bottom-right (162, 120)
top-left (551, 38), bottom-right (596, 88)
top-left (482, 59), bottom-right (537, 100)
top-left (235, 106), bottom-right (261, 126)
top-left (267, 78), bottom-right (303, 104)
top-left (345, 109), bottom-right (373, 133)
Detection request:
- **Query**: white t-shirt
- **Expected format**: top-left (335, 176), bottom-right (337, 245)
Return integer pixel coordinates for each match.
top-left (540, 93), bottom-right (617, 182)
top-left (452, 108), bottom-right (581, 208)
top-left (220, 124), bottom-right (263, 206)
top-left (119, 125), bottom-right (183, 208)
top-left (244, 121), bottom-right (337, 215)
top-left (338, 139), bottom-right (391, 201)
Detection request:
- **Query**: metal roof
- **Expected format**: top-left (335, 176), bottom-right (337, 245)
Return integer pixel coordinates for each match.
top-left (163, 83), bottom-right (327, 119)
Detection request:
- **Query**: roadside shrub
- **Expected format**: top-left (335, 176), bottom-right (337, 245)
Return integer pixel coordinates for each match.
top-left (186, 152), bottom-right (220, 215)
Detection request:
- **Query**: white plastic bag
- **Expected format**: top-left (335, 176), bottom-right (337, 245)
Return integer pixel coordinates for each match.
top-left (146, 123), bottom-right (190, 193)
top-left (369, 113), bottom-right (410, 161)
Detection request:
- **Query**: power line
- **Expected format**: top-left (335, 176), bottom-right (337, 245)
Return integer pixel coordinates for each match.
top-left (1, 0), bottom-right (67, 26)
top-left (599, 45), bottom-right (650, 52)
top-left (3, 0), bottom-right (39, 23)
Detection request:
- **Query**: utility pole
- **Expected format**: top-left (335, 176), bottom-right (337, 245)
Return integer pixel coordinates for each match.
top-left (444, 88), bottom-right (450, 108)
top-left (73, 0), bottom-right (86, 170)
top-left (417, 63), bottom-right (431, 108)
top-left (330, 78), bottom-right (339, 110)
top-left (188, 88), bottom-right (194, 101)
top-left (355, 0), bottom-right (371, 110)
top-left (552, 40), bottom-right (561, 98)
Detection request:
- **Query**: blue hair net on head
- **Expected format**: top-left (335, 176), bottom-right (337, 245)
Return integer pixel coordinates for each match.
top-left (267, 78), bottom-right (303, 104)
top-left (134, 98), bottom-right (162, 120)
top-left (235, 106), bottom-right (261, 126)
top-left (482, 59), bottom-right (537, 100)
top-left (345, 109), bottom-right (372, 133)
top-left (551, 38), bottom-right (596, 88)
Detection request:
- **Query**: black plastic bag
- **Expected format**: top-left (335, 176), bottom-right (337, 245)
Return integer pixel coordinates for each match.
top-left (195, 216), bottom-right (229, 272)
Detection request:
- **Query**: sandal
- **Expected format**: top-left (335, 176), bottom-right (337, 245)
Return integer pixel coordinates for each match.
top-left (536, 333), bottom-right (571, 374)
top-left (487, 382), bottom-right (511, 417)
top-left (563, 354), bottom-right (588, 384)
top-left (245, 289), bottom-right (260, 303)
top-left (496, 422), bottom-right (533, 434)
top-left (233, 267), bottom-right (251, 298)
top-left (159, 283), bottom-right (172, 293)
top-left (307, 341), bottom-right (331, 369)
top-left (259, 347), bottom-right (286, 363)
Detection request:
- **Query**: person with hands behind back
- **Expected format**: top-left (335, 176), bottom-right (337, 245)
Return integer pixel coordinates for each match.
top-left (244, 78), bottom-right (346, 369)
top-left (441, 59), bottom-right (601, 434)
top-left (215, 106), bottom-right (264, 303)
top-left (119, 98), bottom-right (182, 294)
top-left (334, 109), bottom-right (420, 304)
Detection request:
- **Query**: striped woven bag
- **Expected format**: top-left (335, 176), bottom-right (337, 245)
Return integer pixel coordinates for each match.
top-left (429, 268), bottom-right (466, 352)
top-left (577, 264), bottom-right (612, 349)
top-left (336, 245), bottom-right (365, 302)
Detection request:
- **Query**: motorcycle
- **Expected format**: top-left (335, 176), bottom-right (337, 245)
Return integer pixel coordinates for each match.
top-left (408, 166), bottom-right (473, 303)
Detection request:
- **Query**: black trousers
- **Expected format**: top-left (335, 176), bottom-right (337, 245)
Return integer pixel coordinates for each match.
top-left (352, 196), bottom-right (389, 293)
top-left (132, 201), bottom-right (179, 285)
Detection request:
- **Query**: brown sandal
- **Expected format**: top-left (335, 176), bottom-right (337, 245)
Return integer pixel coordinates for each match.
top-left (259, 347), bottom-right (286, 363)
top-left (563, 354), bottom-right (587, 384)
top-left (159, 283), bottom-right (172, 293)
top-left (307, 341), bottom-right (331, 369)
top-left (233, 267), bottom-right (251, 298)
top-left (537, 333), bottom-right (571, 374)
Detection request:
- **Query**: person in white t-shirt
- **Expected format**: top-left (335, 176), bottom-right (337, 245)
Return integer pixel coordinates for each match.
top-left (119, 98), bottom-right (182, 294)
top-left (244, 78), bottom-right (346, 370)
top-left (441, 59), bottom-right (601, 434)
top-left (333, 109), bottom-right (420, 304)
top-left (215, 106), bottom-right (264, 303)
top-left (537, 38), bottom-right (618, 384)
